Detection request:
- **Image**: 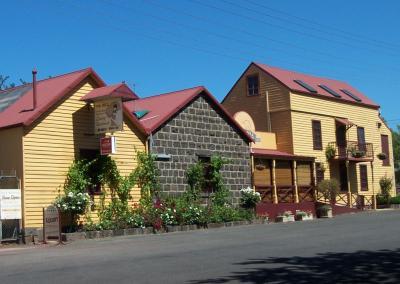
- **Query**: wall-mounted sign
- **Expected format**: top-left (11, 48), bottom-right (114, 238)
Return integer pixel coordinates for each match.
top-left (94, 98), bottom-right (123, 134)
top-left (100, 136), bottom-right (117, 155)
top-left (43, 205), bottom-right (61, 241)
top-left (0, 189), bottom-right (22, 220)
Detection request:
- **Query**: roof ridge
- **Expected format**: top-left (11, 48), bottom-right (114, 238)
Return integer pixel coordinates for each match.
top-left (138, 85), bottom-right (204, 101)
top-left (0, 67), bottom-right (92, 93)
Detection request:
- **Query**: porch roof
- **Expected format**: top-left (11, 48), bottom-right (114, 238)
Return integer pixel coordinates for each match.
top-left (251, 148), bottom-right (315, 161)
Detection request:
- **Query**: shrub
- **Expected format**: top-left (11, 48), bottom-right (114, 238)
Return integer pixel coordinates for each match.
top-left (325, 145), bottom-right (336, 160)
top-left (390, 196), bottom-right (400, 204)
top-left (240, 187), bottom-right (261, 209)
top-left (55, 191), bottom-right (91, 215)
top-left (185, 162), bottom-right (205, 201)
top-left (318, 179), bottom-right (340, 202)
top-left (208, 205), bottom-right (241, 223)
top-left (135, 152), bottom-right (160, 200)
top-left (379, 176), bottom-right (393, 198)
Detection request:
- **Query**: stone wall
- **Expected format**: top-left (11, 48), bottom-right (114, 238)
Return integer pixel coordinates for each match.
top-left (151, 95), bottom-right (251, 205)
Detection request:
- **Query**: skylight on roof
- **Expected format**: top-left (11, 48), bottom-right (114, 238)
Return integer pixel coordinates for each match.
top-left (293, 80), bottom-right (317, 93)
top-left (340, 89), bottom-right (362, 102)
top-left (134, 110), bottom-right (149, 119)
top-left (319, 84), bottom-right (341, 98)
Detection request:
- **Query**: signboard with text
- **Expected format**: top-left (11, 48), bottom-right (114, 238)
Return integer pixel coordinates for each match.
top-left (100, 136), bottom-right (117, 155)
top-left (94, 98), bottom-right (123, 134)
top-left (43, 205), bottom-right (61, 241)
top-left (0, 189), bottom-right (22, 220)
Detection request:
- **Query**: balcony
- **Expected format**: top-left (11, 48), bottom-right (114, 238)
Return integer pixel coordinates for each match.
top-left (327, 141), bottom-right (374, 161)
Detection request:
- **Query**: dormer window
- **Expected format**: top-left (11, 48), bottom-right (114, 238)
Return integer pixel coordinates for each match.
top-left (247, 75), bottom-right (259, 96)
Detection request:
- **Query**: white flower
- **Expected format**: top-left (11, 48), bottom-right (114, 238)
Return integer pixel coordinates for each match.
top-left (68, 192), bottom-right (74, 197)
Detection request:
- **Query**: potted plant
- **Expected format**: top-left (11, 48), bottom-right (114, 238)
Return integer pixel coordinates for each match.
top-left (350, 148), bottom-right (365, 158)
top-left (325, 144), bottom-right (336, 160)
top-left (295, 210), bottom-right (313, 221)
top-left (276, 210), bottom-right (295, 223)
top-left (316, 204), bottom-right (333, 218)
top-left (377, 153), bottom-right (387, 161)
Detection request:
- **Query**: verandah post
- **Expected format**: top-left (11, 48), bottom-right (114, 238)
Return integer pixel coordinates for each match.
top-left (293, 161), bottom-right (299, 203)
top-left (272, 159), bottom-right (278, 204)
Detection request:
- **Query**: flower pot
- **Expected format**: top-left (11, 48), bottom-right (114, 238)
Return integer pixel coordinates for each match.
top-left (275, 215), bottom-right (295, 223)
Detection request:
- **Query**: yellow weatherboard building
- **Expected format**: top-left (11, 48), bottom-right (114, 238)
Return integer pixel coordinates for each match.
top-left (222, 62), bottom-right (395, 208)
top-left (0, 68), bottom-right (147, 232)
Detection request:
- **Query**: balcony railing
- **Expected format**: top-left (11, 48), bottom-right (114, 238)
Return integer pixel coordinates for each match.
top-left (328, 141), bottom-right (374, 160)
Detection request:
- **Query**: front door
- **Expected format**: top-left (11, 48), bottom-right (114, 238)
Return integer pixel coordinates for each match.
top-left (339, 161), bottom-right (348, 192)
top-left (336, 123), bottom-right (347, 157)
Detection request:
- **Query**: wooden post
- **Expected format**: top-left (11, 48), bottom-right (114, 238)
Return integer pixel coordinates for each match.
top-left (293, 161), bottom-right (299, 203)
top-left (346, 160), bottom-right (352, 207)
top-left (251, 155), bottom-right (255, 190)
top-left (272, 159), bottom-right (278, 204)
top-left (312, 161), bottom-right (317, 200)
top-left (370, 161), bottom-right (376, 209)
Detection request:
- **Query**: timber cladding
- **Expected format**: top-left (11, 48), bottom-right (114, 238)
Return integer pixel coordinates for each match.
top-left (223, 64), bottom-right (291, 132)
top-left (151, 95), bottom-right (252, 205)
top-left (22, 79), bottom-right (146, 230)
top-left (290, 93), bottom-right (396, 195)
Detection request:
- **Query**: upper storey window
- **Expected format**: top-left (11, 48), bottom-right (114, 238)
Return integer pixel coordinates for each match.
top-left (247, 75), bottom-right (259, 96)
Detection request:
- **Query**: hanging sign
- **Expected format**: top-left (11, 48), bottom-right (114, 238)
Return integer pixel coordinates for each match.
top-left (43, 205), bottom-right (61, 241)
top-left (0, 189), bottom-right (22, 220)
top-left (94, 98), bottom-right (123, 134)
top-left (100, 136), bottom-right (117, 155)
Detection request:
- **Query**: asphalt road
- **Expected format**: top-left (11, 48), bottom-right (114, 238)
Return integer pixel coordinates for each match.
top-left (1, 210), bottom-right (399, 284)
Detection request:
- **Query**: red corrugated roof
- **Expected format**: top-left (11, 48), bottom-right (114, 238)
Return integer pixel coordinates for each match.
top-left (251, 148), bottom-right (314, 161)
top-left (252, 62), bottom-right (379, 108)
top-left (80, 83), bottom-right (138, 102)
top-left (124, 86), bottom-right (253, 142)
top-left (0, 68), bottom-right (105, 129)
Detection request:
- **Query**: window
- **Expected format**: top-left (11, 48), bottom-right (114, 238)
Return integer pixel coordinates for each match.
top-left (315, 163), bottom-right (325, 185)
top-left (80, 149), bottom-right (101, 195)
top-left (359, 165), bottom-right (368, 191)
top-left (357, 127), bottom-right (366, 152)
top-left (247, 75), bottom-right (259, 96)
top-left (381, 134), bottom-right (390, 166)
top-left (312, 120), bottom-right (323, 150)
top-left (198, 156), bottom-right (212, 192)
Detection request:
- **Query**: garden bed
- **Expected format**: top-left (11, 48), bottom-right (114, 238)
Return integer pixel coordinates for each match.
top-left (62, 219), bottom-right (268, 242)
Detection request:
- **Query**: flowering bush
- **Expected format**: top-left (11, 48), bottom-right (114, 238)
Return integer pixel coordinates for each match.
top-left (295, 210), bottom-right (312, 217)
top-left (161, 208), bottom-right (178, 226)
top-left (240, 187), bottom-right (261, 209)
top-left (55, 191), bottom-right (91, 214)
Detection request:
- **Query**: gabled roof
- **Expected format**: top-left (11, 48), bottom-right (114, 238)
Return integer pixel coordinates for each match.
top-left (0, 68), bottom-right (105, 129)
top-left (124, 86), bottom-right (253, 142)
top-left (224, 62), bottom-right (379, 109)
top-left (80, 83), bottom-right (138, 102)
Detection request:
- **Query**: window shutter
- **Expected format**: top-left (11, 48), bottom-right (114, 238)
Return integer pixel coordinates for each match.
top-left (312, 120), bottom-right (323, 150)
top-left (381, 135), bottom-right (390, 166)
top-left (359, 165), bottom-right (368, 191)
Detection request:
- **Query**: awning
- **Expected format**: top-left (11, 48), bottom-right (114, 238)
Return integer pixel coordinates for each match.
top-left (251, 148), bottom-right (314, 161)
top-left (335, 117), bottom-right (355, 126)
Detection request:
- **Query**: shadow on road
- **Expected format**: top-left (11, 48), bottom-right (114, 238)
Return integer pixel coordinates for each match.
top-left (190, 248), bottom-right (400, 283)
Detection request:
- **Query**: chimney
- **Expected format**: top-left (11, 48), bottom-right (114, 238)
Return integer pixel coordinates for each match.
top-left (32, 68), bottom-right (37, 110)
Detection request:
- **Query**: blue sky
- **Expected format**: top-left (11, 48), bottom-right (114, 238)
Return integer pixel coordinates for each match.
top-left (2, 0), bottom-right (400, 128)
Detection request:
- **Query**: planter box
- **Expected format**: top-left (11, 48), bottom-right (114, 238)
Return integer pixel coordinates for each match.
top-left (275, 215), bottom-right (295, 223)
top-left (319, 210), bottom-right (333, 218)
top-left (143, 227), bottom-right (154, 234)
top-left (295, 214), bottom-right (313, 221)
top-left (166, 225), bottom-right (180, 233)
top-left (101, 230), bottom-right (114, 238)
top-left (390, 204), bottom-right (400, 209)
top-left (113, 229), bottom-right (125, 236)
top-left (189, 224), bottom-right (198, 230)
top-left (63, 232), bottom-right (86, 242)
